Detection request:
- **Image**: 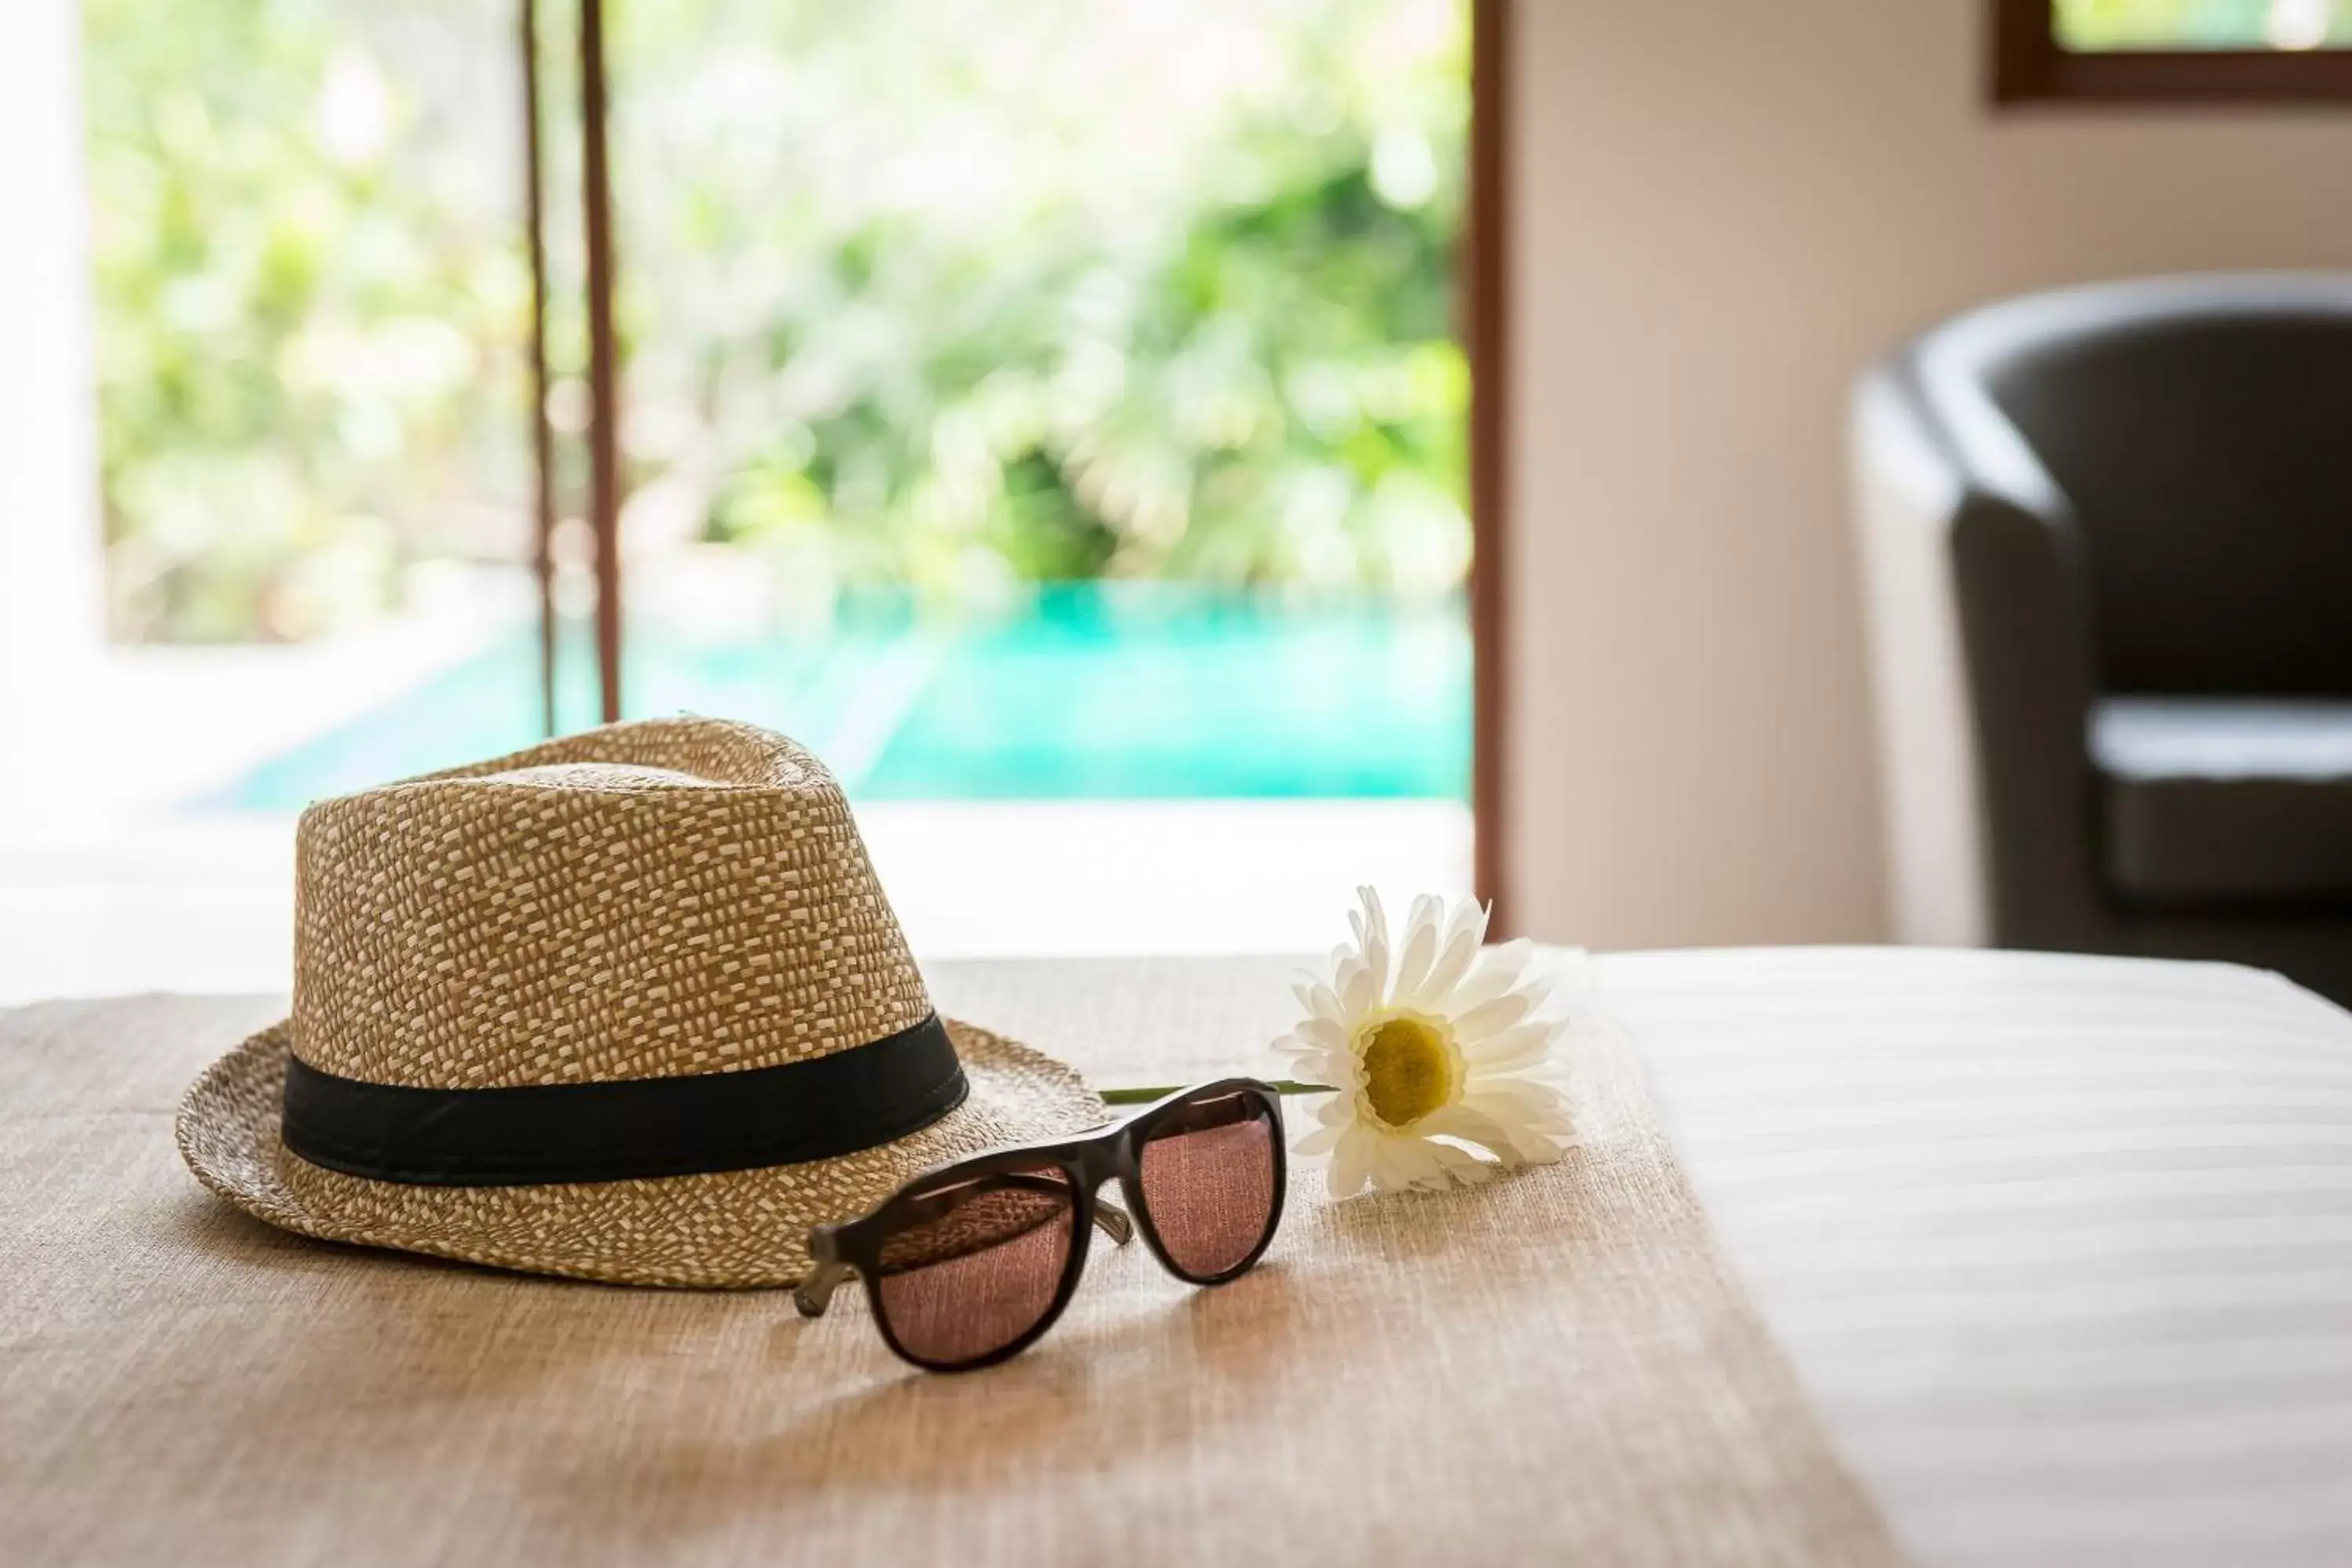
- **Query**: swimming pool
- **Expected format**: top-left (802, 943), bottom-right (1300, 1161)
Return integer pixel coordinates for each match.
top-left (216, 586), bottom-right (1470, 810)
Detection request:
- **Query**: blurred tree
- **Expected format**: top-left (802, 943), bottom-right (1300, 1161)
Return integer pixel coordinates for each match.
top-left (83, 0), bottom-right (530, 642)
top-left (85, 0), bottom-right (1466, 642)
top-left (2056, 0), bottom-right (2352, 48)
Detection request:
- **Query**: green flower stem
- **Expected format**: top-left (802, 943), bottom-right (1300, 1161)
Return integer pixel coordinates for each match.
top-left (1099, 1079), bottom-right (1335, 1105)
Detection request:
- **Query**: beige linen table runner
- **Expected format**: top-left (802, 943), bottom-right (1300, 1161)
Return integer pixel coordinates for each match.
top-left (0, 956), bottom-right (1900, 1566)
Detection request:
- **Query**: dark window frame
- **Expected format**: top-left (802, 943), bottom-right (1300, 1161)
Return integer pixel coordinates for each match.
top-left (1993, 0), bottom-right (2352, 104)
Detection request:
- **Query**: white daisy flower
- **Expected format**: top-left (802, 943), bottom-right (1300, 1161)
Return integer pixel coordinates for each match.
top-left (1276, 887), bottom-right (1577, 1197)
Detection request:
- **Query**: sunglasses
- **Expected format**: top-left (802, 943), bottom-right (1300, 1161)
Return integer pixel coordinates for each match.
top-left (793, 1078), bottom-right (1287, 1371)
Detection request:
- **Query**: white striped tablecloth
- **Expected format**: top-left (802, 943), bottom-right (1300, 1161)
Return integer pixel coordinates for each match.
top-left (1613, 947), bottom-right (2352, 1568)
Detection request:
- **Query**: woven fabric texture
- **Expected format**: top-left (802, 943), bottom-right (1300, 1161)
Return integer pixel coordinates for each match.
top-left (5, 959), bottom-right (1903, 1568)
top-left (291, 718), bottom-right (929, 1089)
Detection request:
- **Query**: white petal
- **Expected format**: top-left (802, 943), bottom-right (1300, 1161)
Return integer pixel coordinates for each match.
top-left (1306, 981), bottom-right (1346, 1025)
top-left (1389, 895), bottom-right (1444, 1000)
top-left (1295, 1054), bottom-right (1351, 1087)
top-left (1452, 990), bottom-right (1536, 1042)
top-left (1410, 917), bottom-right (1481, 1008)
top-left (1295, 1117), bottom-right (1348, 1156)
top-left (1419, 1103), bottom-right (1516, 1155)
top-left (1271, 1045), bottom-right (1336, 1082)
top-left (1444, 940), bottom-right (1534, 1012)
top-left (1463, 1018), bottom-right (1562, 1074)
top-left (1461, 1091), bottom-right (1573, 1161)
top-left (1408, 891), bottom-right (1446, 938)
top-left (1294, 1016), bottom-right (1347, 1051)
top-left (1331, 949), bottom-right (1363, 1000)
top-left (1412, 1139), bottom-right (1483, 1190)
top-left (1356, 887), bottom-right (1392, 1007)
top-left (1374, 1134), bottom-right (1439, 1192)
top-left (1499, 1127), bottom-right (1570, 1167)
top-left (1431, 1103), bottom-right (1563, 1168)
top-left (1428, 1139), bottom-right (1497, 1185)
top-left (1272, 1050), bottom-right (1342, 1092)
top-left (1327, 1128), bottom-right (1373, 1198)
top-left (1479, 934), bottom-right (1537, 969)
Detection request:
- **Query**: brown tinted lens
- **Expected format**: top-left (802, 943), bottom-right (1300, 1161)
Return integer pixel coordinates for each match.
top-left (873, 1163), bottom-right (1076, 1367)
top-left (1138, 1091), bottom-right (1279, 1280)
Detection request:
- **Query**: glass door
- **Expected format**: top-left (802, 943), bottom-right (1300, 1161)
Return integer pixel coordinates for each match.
top-left (11, 0), bottom-right (1473, 998)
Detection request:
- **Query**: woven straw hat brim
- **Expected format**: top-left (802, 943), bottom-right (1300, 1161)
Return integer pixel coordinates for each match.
top-left (176, 1018), bottom-right (1107, 1289)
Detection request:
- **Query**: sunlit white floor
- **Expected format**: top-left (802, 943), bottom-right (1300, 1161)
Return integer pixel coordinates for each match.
top-left (0, 800), bottom-right (1471, 1006)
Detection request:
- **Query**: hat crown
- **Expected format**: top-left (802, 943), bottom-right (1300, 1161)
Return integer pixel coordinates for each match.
top-left (289, 719), bottom-right (931, 1090)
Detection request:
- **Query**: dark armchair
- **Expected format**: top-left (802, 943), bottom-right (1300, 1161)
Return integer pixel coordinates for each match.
top-left (1854, 274), bottom-right (2352, 1006)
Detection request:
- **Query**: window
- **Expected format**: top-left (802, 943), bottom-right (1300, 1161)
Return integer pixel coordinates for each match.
top-left (1995, 0), bottom-right (2352, 101)
top-left (12, 0), bottom-right (1482, 997)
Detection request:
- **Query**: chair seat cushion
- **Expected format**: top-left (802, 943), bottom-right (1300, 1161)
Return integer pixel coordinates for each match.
top-left (2094, 696), bottom-right (2352, 904)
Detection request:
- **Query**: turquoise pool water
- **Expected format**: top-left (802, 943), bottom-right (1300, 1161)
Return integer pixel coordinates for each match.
top-left (216, 586), bottom-right (1470, 810)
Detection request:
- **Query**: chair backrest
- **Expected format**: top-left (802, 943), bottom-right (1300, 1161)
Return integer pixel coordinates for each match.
top-left (1923, 274), bottom-right (2352, 696)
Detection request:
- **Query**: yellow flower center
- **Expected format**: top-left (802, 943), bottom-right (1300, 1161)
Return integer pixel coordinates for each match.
top-left (1358, 1014), bottom-right (1456, 1130)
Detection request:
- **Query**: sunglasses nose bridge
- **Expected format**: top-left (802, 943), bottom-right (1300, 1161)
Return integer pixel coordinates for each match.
top-left (1068, 1141), bottom-right (1140, 1236)
top-left (1072, 1136), bottom-right (1123, 1189)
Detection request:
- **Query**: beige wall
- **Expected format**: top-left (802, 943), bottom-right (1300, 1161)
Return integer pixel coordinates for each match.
top-left (1503, 0), bottom-right (2352, 948)
top-left (0, 0), bottom-right (105, 812)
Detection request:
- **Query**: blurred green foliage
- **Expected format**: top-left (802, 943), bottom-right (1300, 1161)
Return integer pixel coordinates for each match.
top-left (84, 0), bottom-right (530, 642)
top-left (84, 0), bottom-right (1466, 643)
top-left (2057, 0), bottom-right (2352, 48)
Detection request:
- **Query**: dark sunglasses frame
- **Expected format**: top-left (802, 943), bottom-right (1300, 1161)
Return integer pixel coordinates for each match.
top-left (793, 1077), bottom-right (1286, 1371)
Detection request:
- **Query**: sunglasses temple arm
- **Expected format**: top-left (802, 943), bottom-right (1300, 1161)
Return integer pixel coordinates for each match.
top-left (793, 1257), bottom-right (855, 1319)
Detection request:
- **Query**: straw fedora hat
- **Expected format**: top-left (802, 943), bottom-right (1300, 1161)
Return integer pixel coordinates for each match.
top-left (176, 717), bottom-right (1105, 1288)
